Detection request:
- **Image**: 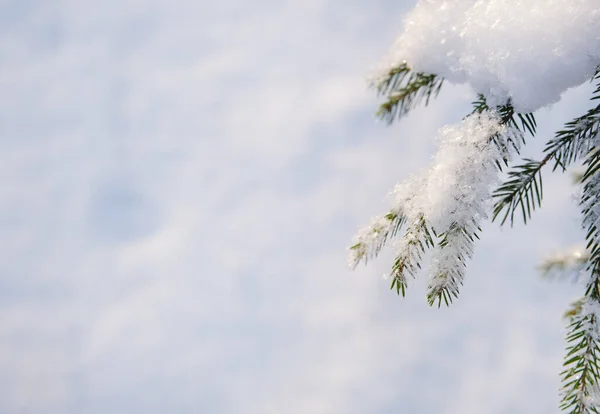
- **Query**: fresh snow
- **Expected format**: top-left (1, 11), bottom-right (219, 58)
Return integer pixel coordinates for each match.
top-left (409, 112), bottom-right (509, 232)
top-left (351, 113), bottom-right (516, 288)
top-left (382, 0), bottom-right (600, 112)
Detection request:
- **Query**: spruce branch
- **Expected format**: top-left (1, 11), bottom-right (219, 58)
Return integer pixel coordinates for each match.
top-left (559, 127), bottom-right (600, 413)
top-left (582, 149), bottom-right (600, 184)
top-left (389, 214), bottom-right (434, 296)
top-left (349, 209), bottom-right (406, 268)
top-left (471, 94), bottom-right (537, 143)
top-left (492, 155), bottom-right (550, 225)
top-left (426, 222), bottom-right (478, 307)
top-left (580, 151), bottom-right (600, 283)
top-left (491, 109), bottom-right (599, 227)
top-left (471, 95), bottom-right (536, 171)
top-left (544, 71), bottom-right (600, 172)
top-left (350, 109), bottom-right (514, 305)
top-left (374, 62), bottom-right (444, 123)
top-left (492, 73), bottom-right (600, 227)
top-left (581, 153), bottom-right (600, 295)
top-left (560, 297), bottom-right (600, 414)
top-left (545, 107), bottom-right (600, 172)
top-left (471, 96), bottom-right (543, 226)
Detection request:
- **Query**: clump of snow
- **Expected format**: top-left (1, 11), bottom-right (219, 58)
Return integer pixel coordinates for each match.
top-left (407, 112), bottom-right (509, 232)
top-left (384, 0), bottom-right (600, 112)
top-left (411, 112), bottom-right (510, 288)
top-left (351, 112), bottom-right (516, 289)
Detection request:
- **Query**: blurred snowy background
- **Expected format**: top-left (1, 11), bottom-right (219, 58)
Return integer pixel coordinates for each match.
top-left (0, 0), bottom-right (593, 413)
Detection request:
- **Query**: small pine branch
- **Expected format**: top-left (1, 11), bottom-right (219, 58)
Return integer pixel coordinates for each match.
top-left (582, 149), bottom-right (600, 184)
top-left (389, 214), bottom-right (435, 296)
top-left (492, 72), bottom-right (600, 227)
top-left (560, 297), bottom-right (600, 414)
top-left (560, 120), bottom-right (600, 413)
top-left (545, 107), bottom-right (600, 172)
top-left (374, 62), bottom-right (444, 123)
top-left (543, 70), bottom-right (600, 172)
top-left (581, 153), bottom-right (600, 294)
top-left (492, 156), bottom-right (549, 225)
top-left (471, 94), bottom-right (537, 142)
top-left (426, 222), bottom-right (478, 307)
top-left (472, 95), bottom-right (537, 173)
top-left (471, 96), bottom-right (543, 227)
top-left (351, 107), bottom-right (517, 305)
top-left (349, 209), bottom-right (406, 268)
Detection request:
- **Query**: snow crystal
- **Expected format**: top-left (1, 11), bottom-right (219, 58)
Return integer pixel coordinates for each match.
top-left (384, 0), bottom-right (600, 112)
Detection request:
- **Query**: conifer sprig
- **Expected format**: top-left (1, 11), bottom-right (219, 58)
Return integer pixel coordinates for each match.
top-left (471, 96), bottom-right (542, 226)
top-left (548, 70), bottom-right (600, 171)
top-left (471, 94), bottom-right (537, 142)
top-left (389, 214), bottom-right (435, 297)
top-left (559, 112), bottom-right (600, 413)
top-left (352, 111), bottom-right (509, 306)
top-left (349, 209), bottom-right (406, 267)
top-left (426, 222), bottom-right (479, 307)
top-left (545, 108), bottom-right (600, 172)
top-left (560, 297), bottom-right (600, 414)
top-left (581, 154), bottom-right (600, 295)
top-left (492, 73), bottom-right (600, 227)
top-left (374, 62), bottom-right (444, 123)
top-left (492, 156), bottom-right (549, 225)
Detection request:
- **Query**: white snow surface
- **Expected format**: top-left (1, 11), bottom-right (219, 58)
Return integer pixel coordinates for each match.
top-left (385, 0), bottom-right (600, 112)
